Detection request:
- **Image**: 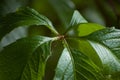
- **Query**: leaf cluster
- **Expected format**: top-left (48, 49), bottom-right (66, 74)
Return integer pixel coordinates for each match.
top-left (0, 2), bottom-right (120, 80)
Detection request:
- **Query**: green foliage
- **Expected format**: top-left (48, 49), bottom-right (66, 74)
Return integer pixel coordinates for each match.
top-left (0, 7), bottom-right (58, 41)
top-left (86, 28), bottom-right (120, 73)
top-left (0, 2), bottom-right (120, 80)
top-left (0, 36), bottom-right (56, 80)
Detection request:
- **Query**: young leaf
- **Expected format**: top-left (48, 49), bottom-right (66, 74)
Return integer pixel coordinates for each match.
top-left (0, 36), bottom-right (56, 80)
top-left (0, 7), bottom-right (58, 41)
top-left (54, 40), bottom-right (103, 80)
top-left (85, 27), bottom-right (120, 78)
top-left (78, 23), bottom-right (105, 37)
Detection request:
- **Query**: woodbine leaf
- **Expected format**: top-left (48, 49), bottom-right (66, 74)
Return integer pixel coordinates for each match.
top-left (85, 27), bottom-right (120, 79)
top-left (69, 10), bottom-right (87, 27)
top-left (0, 36), bottom-right (56, 80)
top-left (0, 27), bottom-right (27, 51)
top-left (54, 47), bottom-right (103, 80)
top-left (20, 41), bottom-right (51, 80)
top-left (66, 23), bottom-right (105, 68)
top-left (0, 7), bottom-right (58, 41)
top-left (78, 23), bottom-right (105, 37)
top-left (65, 10), bottom-right (87, 34)
top-left (54, 48), bottom-right (73, 80)
top-left (67, 39), bottom-right (102, 68)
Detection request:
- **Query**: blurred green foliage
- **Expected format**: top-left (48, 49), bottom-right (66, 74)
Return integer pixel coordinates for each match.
top-left (28, 0), bottom-right (120, 27)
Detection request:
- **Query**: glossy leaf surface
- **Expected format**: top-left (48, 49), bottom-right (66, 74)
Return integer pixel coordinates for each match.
top-left (54, 47), bottom-right (103, 80)
top-left (0, 36), bottom-right (54, 80)
top-left (69, 10), bottom-right (87, 27)
top-left (65, 10), bottom-right (87, 34)
top-left (86, 28), bottom-right (120, 79)
top-left (0, 7), bottom-right (58, 41)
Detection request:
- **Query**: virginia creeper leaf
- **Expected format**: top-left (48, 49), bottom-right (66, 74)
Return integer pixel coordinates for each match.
top-left (67, 39), bottom-right (102, 68)
top-left (0, 7), bottom-right (58, 41)
top-left (65, 10), bottom-right (87, 34)
top-left (0, 27), bottom-right (27, 50)
top-left (0, 1), bottom-right (27, 48)
top-left (66, 23), bottom-right (104, 68)
top-left (78, 23), bottom-right (105, 37)
top-left (86, 27), bottom-right (120, 79)
top-left (69, 10), bottom-right (87, 27)
top-left (20, 41), bottom-right (51, 80)
top-left (54, 42), bottom-right (103, 80)
top-left (0, 36), bottom-right (56, 80)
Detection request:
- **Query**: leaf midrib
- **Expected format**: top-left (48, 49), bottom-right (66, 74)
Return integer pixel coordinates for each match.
top-left (63, 39), bottom-right (77, 80)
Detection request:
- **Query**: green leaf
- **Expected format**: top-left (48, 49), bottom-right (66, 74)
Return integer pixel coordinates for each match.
top-left (54, 48), bottom-right (73, 80)
top-left (78, 23), bottom-right (105, 37)
top-left (65, 10), bottom-right (87, 34)
top-left (0, 27), bottom-right (27, 50)
top-left (86, 27), bottom-right (120, 79)
top-left (54, 40), bottom-right (103, 80)
top-left (67, 39), bottom-right (102, 68)
top-left (0, 0), bottom-right (28, 49)
top-left (0, 7), bottom-right (58, 41)
top-left (69, 10), bottom-right (87, 27)
top-left (20, 41), bottom-right (51, 80)
top-left (66, 23), bottom-right (105, 68)
top-left (0, 36), bottom-right (56, 80)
